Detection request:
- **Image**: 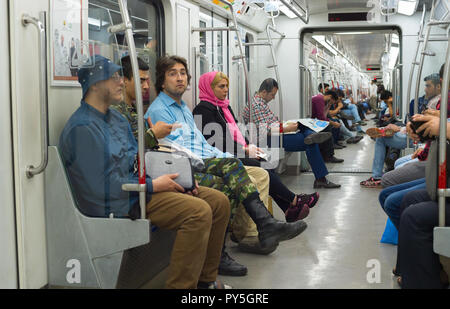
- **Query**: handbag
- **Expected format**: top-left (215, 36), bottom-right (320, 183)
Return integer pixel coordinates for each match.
top-left (145, 151), bottom-right (196, 191)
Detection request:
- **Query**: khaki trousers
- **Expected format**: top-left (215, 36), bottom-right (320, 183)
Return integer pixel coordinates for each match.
top-left (230, 166), bottom-right (270, 241)
top-left (369, 96), bottom-right (378, 110)
top-left (146, 186), bottom-right (230, 289)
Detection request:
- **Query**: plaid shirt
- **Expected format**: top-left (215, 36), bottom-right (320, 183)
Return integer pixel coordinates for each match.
top-left (243, 93), bottom-right (280, 137)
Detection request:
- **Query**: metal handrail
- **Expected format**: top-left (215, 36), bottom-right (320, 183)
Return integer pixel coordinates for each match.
top-left (279, 0), bottom-right (309, 24)
top-left (266, 24), bottom-right (286, 137)
top-left (437, 39), bottom-right (450, 227)
top-left (299, 64), bottom-right (313, 117)
top-left (191, 0), bottom-right (252, 136)
top-left (393, 63), bottom-right (403, 118)
top-left (22, 12), bottom-right (48, 179)
top-left (110, 0), bottom-right (146, 220)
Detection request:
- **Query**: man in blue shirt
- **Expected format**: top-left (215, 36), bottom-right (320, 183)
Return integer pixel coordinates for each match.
top-left (146, 55), bottom-right (307, 260)
top-left (59, 55), bottom-right (232, 289)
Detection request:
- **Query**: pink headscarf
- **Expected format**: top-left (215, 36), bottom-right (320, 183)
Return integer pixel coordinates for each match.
top-left (198, 72), bottom-right (247, 146)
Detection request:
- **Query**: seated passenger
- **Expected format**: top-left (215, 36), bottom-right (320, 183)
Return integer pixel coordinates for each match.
top-left (328, 89), bottom-right (364, 145)
top-left (408, 73), bottom-right (442, 117)
top-left (192, 71), bottom-right (320, 222)
top-left (144, 55), bottom-right (307, 256)
top-left (243, 78), bottom-right (341, 188)
top-left (393, 99), bottom-right (450, 288)
top-left (58, 55), bottom-right (231, 289)
top-left (362, 68), bottom-right (447, 188)
top-left (311, 86), bottom-right (346, 163)
top-left (338, 89), bottom-right (366, 134)
top-left (113, 57), bottom-right (299, 276)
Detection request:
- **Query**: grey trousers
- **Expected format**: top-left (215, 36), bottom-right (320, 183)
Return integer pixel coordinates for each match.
top-left (381, 159), bottom-right (426, 188)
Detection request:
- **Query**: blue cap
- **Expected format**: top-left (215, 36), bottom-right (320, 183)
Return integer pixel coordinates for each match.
top-left (339, 85), bottom-right (344, 90)
top-left (78, 55), bottom-right (121, 98)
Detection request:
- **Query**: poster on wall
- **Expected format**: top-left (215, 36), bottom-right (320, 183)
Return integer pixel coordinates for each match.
top-left (50, 0), bottom-right (89, 86)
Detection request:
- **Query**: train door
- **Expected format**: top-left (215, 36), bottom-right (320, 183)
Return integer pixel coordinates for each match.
top-left (171, 0), bottom-right (199, 109)
top-left (0, 0), bottom-right (18, 289)
top-left (9, 0), bottom-right (49, 288)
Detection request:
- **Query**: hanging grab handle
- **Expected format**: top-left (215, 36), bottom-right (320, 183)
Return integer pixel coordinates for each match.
top-left (22, 12), bottom-right (48, 179)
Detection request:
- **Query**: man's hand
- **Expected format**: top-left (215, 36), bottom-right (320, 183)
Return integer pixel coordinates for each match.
top-left (152, 173), bottom-right (185, 193)
top-left (406, 121), bottom-right (420, 142)
top-left (411, 147), bottom-right (424, 159)
top-left (414, 114), bottom-right (440, 138)
top-left (283, 122), bottom-right (298, 133)
top-left (385, 124), bottom-right (401, 133)
top-left (330, 121), bottom-right (341, 128)
top-left (185, 180), bottom-right (199, 196)
top-left (148, 117), bottom-right (182, 139)
top-left (423, 109), bottom-right (440, 117)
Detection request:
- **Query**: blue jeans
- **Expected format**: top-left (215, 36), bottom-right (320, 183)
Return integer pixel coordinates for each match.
top-left (378, 178), bottom-right (426, 229)
top-left (282, 128), bottom-right (329, 180)
top-left (341, 104), bottom-right (362, 131)
top-left (394, 154), bottom-right (419, 169)
top-left (372, 132), bottom-right (413, 178)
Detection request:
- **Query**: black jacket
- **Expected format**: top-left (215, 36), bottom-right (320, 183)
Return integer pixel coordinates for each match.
top-left (193, 100), bottom-right (260, 166)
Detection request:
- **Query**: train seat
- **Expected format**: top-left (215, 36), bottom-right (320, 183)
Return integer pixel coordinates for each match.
top-left (44, 146), bottom-right (175, 288)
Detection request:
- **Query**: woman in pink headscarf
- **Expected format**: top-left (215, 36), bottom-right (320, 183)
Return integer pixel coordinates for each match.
top-left (193, 71), bottom-right (319, 223)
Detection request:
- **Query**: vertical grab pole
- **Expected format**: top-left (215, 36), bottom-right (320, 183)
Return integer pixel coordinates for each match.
top-left (118, 0), bottom-right (146, 219)
top-left (414, 2), bottom-right (437, 115)
top-left (266, 25), bottom-right (286, 144)
top-left (438, 41), bottom-right (450, 227)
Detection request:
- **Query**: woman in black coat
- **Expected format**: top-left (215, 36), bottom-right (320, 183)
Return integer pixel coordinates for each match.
top-left (193, 71), bottom-right (319, 223)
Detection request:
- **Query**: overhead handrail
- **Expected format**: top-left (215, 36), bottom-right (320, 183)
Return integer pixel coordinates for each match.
top-left (108, 0), bottom-right (146, 220)
top-left (279, 0), bottom-right (309, 24)
top-left (22, 12), bottom-right (48, 179)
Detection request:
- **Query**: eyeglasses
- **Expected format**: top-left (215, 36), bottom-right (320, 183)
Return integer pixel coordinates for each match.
top-left (110, 72), bottom-right (123, 82)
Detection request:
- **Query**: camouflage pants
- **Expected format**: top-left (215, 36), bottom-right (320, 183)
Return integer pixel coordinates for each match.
top-left (194, 157), bottom-right (258, 220)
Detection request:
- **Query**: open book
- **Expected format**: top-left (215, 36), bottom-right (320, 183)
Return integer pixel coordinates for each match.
top-left (283, 118), bottom-right (329, 133)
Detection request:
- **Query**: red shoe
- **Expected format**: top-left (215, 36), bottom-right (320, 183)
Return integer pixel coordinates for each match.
top-left (360, 177), bottom-right (382, 188)
top-left (366, 127), bottom-right (395, 138)
top-left (298, 192), bottom-right (319, 208)
top-left (285, 203), bottom-right (310, 222)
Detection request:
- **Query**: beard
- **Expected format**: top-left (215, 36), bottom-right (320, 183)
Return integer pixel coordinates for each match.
top-left (164, 86), bottom-right (186, 100)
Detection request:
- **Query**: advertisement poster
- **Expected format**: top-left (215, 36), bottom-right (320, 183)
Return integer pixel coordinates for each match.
top-left (51, 0), bottom-right (89, 86)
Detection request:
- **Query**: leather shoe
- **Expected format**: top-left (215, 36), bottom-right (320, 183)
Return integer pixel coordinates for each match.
top-left (324, 156), bottom-right (344, 163)
top-left (313, 178), bottom-right (341, 189)
top-left (304, 132), bottom-right (332, 145)
top-left (237, 236), bottom-right (278, 255)
top-left (218, 251), bottom-right (248, 276)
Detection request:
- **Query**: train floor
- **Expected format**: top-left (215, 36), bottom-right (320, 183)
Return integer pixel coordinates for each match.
top-left (146, 118), bottom-right (401, 289)
top-left (219, 119), bottom-right (400, 289)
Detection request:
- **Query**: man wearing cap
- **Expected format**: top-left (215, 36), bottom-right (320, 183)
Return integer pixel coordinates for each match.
top-left (58, 55), bottom-right (232, 289)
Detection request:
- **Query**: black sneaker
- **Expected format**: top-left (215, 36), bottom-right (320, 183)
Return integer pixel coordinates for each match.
top-left (304, 132), bottom-right (332, 145)
top-left (237, 236), bottom-right (278, 255)
top-left (313, 178), bottom-right (341, 189)
top-left (324, 156), bottom-right (344, 163)
top-left (218, 251), bottom-right (248, 276)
